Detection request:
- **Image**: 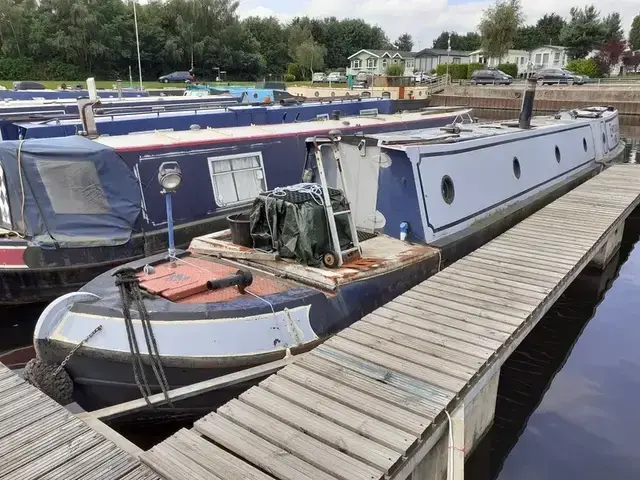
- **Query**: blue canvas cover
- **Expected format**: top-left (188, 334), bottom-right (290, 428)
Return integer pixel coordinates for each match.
top-left (0, 136), bottom-right (141, 248)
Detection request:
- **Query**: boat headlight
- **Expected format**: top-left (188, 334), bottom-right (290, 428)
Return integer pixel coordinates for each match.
top-left (158, 161), bottom-right (182, 192)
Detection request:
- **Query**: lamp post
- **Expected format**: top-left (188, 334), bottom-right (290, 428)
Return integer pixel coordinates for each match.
top-left (446, 33), bottom-right (451, 81)
top-left (158, 162), bottom-right (183, 264)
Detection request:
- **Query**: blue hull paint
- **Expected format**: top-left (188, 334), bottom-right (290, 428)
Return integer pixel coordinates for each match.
top-left (15, 99), bottom-right (391, 140)
top-left (0, 89), bottom-right (148, 101)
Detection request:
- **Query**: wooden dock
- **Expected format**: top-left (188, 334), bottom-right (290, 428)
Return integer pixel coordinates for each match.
top-left (134, 164), bottom-right (640, 480)
top-left (0, 363), bottom-right (163, 480)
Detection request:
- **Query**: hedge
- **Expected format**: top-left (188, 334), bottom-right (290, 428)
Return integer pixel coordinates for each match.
top-left (286, 63), bottom-right (302, 81)
top-left (497, 63), bottom-right (518, 78)
top-left (466, 62), bottom-right (485, 79)
top-left (0, 57), bottom-right (86, 81)
top-left (566, 58), bottom-right (600, 78)
top-left (435, 63), bottom-right (468, 80)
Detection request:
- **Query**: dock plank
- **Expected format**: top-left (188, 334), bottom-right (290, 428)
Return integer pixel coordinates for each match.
top-left (135, 165), bottom-right (640, 480)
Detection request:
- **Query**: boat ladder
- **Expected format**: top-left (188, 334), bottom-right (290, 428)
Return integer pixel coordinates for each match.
top-left (312, 134), bottom-right (362, 268)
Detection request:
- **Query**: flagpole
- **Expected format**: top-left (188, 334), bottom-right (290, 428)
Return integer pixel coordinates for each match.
top-left (133, 0), bottom-right (143, 90)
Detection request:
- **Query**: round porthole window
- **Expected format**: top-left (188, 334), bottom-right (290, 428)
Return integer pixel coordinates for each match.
top-left (253, 93), bottom-right (258, 99)
top-left (513, 157), bottom-right (521, 179)
top-left (583, 137), bottom-right (587, 152)
top-left (441, 175), bottom-right (455, 204)
top-left (555, 145), bottom-right (561, 163)
top-left (314, 91), bottom-right (319, 97)
top-left (331, 91), bottom-right (335, 97)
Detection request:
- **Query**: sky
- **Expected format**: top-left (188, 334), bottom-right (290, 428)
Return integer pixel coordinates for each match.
top-left (236, 0), bottom-right (640, 51)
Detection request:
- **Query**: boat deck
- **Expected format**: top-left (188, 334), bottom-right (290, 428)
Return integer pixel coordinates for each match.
top-left (138, 164), bottom-right (640, 480)
top-left (0, 362), bottom-right (163, 480)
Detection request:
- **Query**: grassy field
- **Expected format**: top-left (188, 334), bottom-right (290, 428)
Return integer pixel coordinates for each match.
top-left (0, 79), bottom-right (320, 90)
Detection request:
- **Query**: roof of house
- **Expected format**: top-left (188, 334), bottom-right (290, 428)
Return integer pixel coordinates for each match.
top-left (348, 49), bottom-right (416, 60)
top-left (415, 48), bottom-right (471, 58)
top-left (533, 45), bottom-right (567, 51)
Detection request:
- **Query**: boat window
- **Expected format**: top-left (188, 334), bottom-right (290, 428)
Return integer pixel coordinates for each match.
top-left (208, 152), bottom-right (266, 207)
top-left (583, 137), bottom-right (587, 152)
top-left (441, 175), bottom-right (455, 204)
top-left (513, 157), bottom-right (521, 179)
top-left (555, 146), bottom-right (561, 163)
top-left (36, 160), bottom-right (110, 214)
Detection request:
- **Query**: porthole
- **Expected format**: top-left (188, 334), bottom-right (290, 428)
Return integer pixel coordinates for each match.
top-left (361, 91), bottom-right (371, 98)
top-left (314, 91), bottom-right (319, 97)
top-left (331, 91), bottom-right (335, 97)
top-left (382, 91), bottom-right (391, 99)
top-left (253, 93), bottom-right (258, 99)
top-left (513, 157), bottom-right (521, 179)
top-left (583, 137), bottom-right (587, 152)
top-left (441, 175), bottom-right (455, 204)
top-left (555, 145), bottom-right (561, 163)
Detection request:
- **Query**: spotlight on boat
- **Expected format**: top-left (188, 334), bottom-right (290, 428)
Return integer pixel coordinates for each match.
top-left (158, 162), bottom-right (182, 264)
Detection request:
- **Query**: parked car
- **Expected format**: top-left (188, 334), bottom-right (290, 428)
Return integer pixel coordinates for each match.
top-left (327, 72), bottom-right (347, 83)
top-left (12, 81), bottom-right (46, 90)
top-left (311, 72), bottom-right (327, 83)
top-left (561, 68), bottom-right (585, 85)
top-left (470, 70), bottom-right (512, 85)
top-left (0, 85), bottom-right (6, 91)
top-left (158, 71), bottom-right (195, 83)
top-left (532, 68), bottom-right (576, 85)
top-left (414, 71), bottom-right (436, 84)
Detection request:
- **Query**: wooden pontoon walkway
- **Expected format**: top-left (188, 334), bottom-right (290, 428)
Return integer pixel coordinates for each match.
top-left (0, 363), bottom-right (163, 480)
top-left (141, 164), bottom-right (640, 480)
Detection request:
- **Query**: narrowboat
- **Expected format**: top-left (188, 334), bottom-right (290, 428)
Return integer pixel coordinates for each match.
top-left (0, 105), bottom-right (471, 305)
top-left (31, 99), bottom-right (624, 415)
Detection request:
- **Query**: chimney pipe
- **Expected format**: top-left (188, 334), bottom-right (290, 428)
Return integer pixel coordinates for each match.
top-left (518, 77), bottom-right (537, 129)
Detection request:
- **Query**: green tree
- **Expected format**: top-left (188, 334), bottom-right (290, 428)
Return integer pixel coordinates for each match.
top-left (242, 16), bottom-right (289, 75)
top-left (432, 31), bottom-right (481, 51)
top-left (566, 58), bottom-right (600, 77)
top-left (386, 63), bottom-right (404, 75)
top-left (602, 12), bottom-right (624, 43)
top-left (628, 14), bottom-right (640, 51)
top-left (293, 40), bottom-right (326, 78)
top-left (536, 13), bottom-right (566, 45)
top-left (478, 0), bottom-right (524, 62)
top-left (560, 6), bottom-right (606, 60)
top-left (395, 33), bottom-right (413, 52)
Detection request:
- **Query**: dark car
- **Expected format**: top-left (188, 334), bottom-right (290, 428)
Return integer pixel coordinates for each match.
top-left (470, 70), bottom-right (512, 85)
top-left (12, 81), bottom-right (46, 90)
top-left (158, 71), bottom-right (195, 83)
top-left (533, 68), bottom-right (576, 85)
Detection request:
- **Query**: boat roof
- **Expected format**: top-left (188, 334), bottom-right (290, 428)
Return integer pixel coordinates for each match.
top-left (96, 107), bottom-right (472, 151)
top-left (374, 107), bottom-right (616, 150)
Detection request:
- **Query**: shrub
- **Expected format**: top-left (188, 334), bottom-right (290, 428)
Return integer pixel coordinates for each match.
top-left (435, 63), bottom-right (468, 80)
top-left (496, 63), bottom-right (518, 78)
top-left (566, 58), bottom-right (600, 78)
top-left (429, 68), bottom-right (436, 74)
top-left (466, 62), bottom-right (485, 79)
top-left (386, 63), bottom-right (405, 76)
top-left (286, 63), bottom-right (301, 81)
top-left (284, 73), bottom-right (295, 82)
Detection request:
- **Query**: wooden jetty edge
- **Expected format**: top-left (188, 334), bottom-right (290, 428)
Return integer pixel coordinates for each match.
top-left (136, 164), bottom-right (640, 480)
top-left (0, 362), bottom-right (163, 480)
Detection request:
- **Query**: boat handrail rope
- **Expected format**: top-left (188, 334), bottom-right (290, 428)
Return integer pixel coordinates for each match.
top-left (114, 267), bottom-right (173, 407)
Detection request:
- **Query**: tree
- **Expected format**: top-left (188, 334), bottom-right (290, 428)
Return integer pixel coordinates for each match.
top-left (242, 16), bottom-right (289, 75)
top-left (395, 33), bottom-right (413, 52)
top-left (536, 13), bottom-right (565, 45)
top-left (602, 13), bottom-right (624, 43)
top-left (293, 40), bottom-right (326, 78)
top-left (622, 51), bottom-right (640, 73)
top-left (599, 40), bottom-right (626, 67)
top-left (478, 0), bottom-right (524, 62)
top-left (386, 63), bottom-right (404, 76)
top-left (560, 6), bottom-right (606, 60)
top-left (432, 31), bottom-right (481, 51)
top-left (629, 15), bottom-right (640, 51)
top-left (513, 25), bottom-right (543, 50)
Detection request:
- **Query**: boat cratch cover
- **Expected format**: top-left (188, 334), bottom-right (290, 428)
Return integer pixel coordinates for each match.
top-left (0, 136), bottom-right (141, 248)
top-left (250, 185), bottom-right (352, 266)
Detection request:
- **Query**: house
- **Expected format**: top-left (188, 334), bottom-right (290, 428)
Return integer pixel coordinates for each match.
top-left (530, 46), bottom-right (569, 70)
top-left (347, 49), bottom-right (417, 77)
top-left (413, 49), bottom-right (471, 73)
top-left (469, 49), bottom-right (531, 75)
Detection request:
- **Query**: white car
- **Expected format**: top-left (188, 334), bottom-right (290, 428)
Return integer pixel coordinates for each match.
top-left (312, 72), bottom-right (327, 83)
top-left (0, 85), bottom-right (6, 91)
top-left (327, 72), bottom-right (347, 83)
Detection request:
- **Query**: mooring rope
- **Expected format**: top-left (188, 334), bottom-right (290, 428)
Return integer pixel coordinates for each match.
top-left (114, 268), bottom-right (173, 407)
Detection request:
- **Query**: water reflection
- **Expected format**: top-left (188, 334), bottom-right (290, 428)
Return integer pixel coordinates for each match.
top-left (466, 210), bottom-right (640, 479)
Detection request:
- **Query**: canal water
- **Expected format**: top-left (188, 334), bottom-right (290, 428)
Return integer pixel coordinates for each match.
top-left (0, 114), bottom-right (639, 473)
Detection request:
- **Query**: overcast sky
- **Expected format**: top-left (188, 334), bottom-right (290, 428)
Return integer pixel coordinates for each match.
top-left (237, 0), bottom-right (639, 51)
